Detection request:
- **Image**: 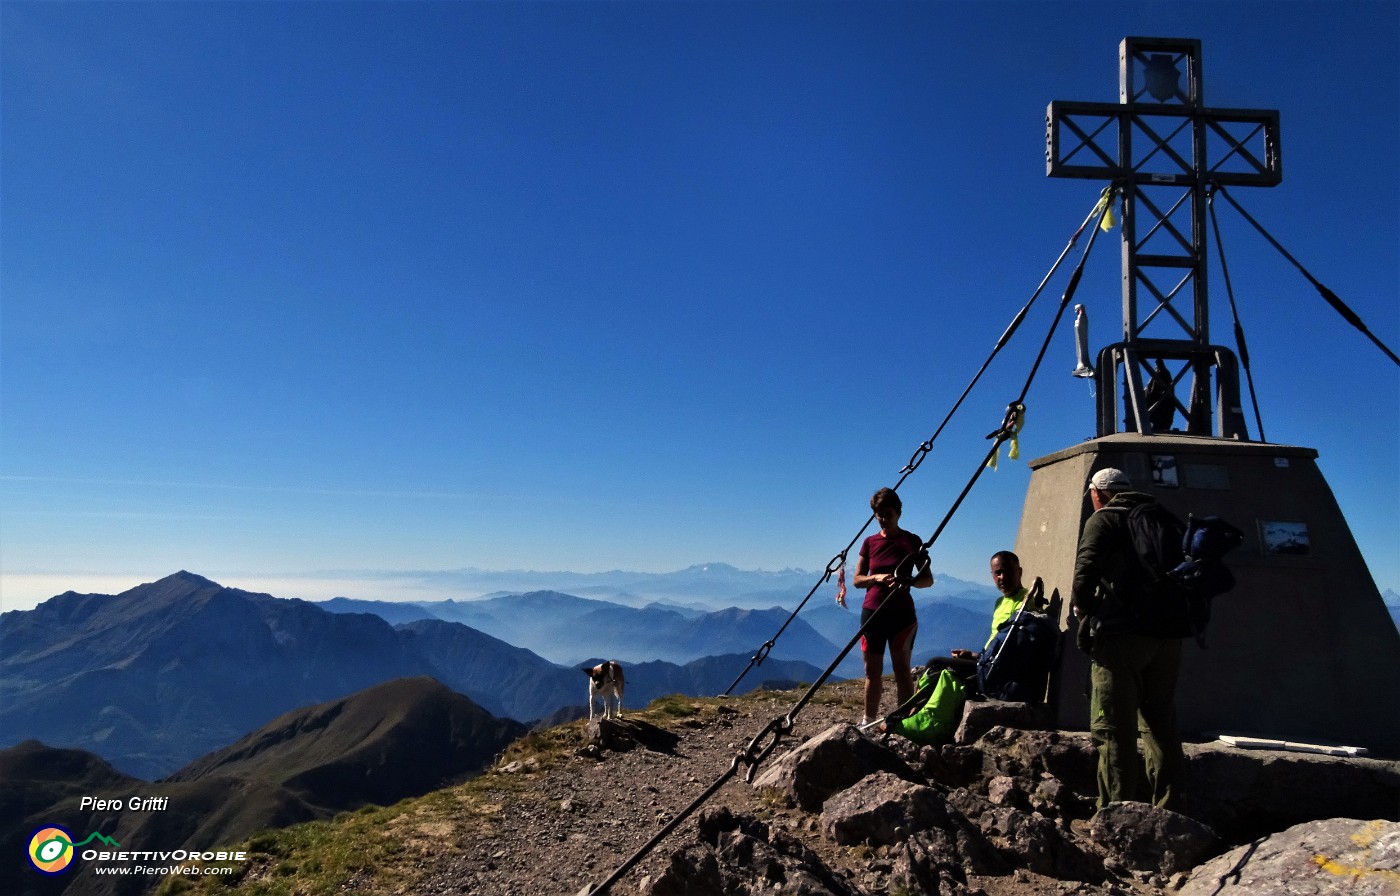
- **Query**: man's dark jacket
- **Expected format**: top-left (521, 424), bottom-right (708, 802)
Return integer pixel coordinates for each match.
top-left (1072, 490), bottom-right (1156, 636)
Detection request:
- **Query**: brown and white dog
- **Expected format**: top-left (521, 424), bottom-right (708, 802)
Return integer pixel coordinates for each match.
top-left (582, 660), bottom-right (624, 720)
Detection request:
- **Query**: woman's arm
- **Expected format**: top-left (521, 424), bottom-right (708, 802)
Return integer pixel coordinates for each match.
top-left (851, 552), bottom-right (875, 589)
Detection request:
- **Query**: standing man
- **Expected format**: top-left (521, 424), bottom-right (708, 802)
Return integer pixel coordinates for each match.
top-left (1071, 468), bottom-right (1185, 812)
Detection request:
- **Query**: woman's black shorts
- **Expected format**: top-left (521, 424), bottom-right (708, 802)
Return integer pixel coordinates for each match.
top-left (860, 595), bottom-right (917, 656)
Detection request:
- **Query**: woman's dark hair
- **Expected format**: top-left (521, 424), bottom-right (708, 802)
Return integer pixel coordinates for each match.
top-left (870, 487), bottom-right (901, 513)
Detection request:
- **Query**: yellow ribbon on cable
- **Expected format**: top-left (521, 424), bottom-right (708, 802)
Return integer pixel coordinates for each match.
top-left (1093, 185), bottom-right (1118, 232)
top-left (987, 406), bottom-right (1026, 470)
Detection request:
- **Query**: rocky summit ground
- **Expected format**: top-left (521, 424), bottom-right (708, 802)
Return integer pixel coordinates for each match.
top-left (168, 674), bottom-right (1400, 896)
top-left (180, 677), bottom-right (1196, 896)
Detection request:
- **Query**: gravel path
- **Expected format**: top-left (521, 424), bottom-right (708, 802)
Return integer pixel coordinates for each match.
top-left (415, 682), bottom-right (869, 896)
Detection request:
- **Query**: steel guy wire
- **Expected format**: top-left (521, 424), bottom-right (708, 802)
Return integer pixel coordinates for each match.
top-left (1211, 184), bottom-right (1400, 368)
top-left (584, 192), bottom-right (1118, 896)
top-left (584, 420), bottom-right (1020, 896)
top-left (1206, 185), bottom-right (1267, 442)
top-left (719, 186), bottom-right (1119, 698)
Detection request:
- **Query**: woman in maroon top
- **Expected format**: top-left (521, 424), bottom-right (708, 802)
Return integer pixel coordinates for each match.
top-left (847, 487), bottom-right (933, 725)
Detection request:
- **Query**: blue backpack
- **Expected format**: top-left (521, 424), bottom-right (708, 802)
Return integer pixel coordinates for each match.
top-left (1112, 503), bottom-right (1245, 642)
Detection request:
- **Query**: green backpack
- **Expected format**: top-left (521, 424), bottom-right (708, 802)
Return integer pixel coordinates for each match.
top-left (889, 668), bottom-right (967, 745)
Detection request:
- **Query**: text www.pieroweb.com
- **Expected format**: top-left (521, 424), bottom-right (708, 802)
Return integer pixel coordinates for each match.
top-left (93, 865), bottom-right (237, 877)
top-left (84, 849), bottom-right (245, 877)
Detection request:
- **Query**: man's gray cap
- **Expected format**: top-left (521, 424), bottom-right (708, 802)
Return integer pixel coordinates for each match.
top-left (1087, 467), bottom-right (1132, 492)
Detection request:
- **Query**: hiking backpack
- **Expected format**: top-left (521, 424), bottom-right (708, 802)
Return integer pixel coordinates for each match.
top-left (888, 667), bottom-right (968, 746)
top-left (976, 611), bottom-right (1058, 701)
top-left (1108, 502), bottom-right (1245, 642)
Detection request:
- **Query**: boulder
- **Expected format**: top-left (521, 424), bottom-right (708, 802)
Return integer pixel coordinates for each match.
top-left (970, 726), bottom-right (1099, 794)
top-left (695, 806), bottom-right (768, 846)
top-left (1088, 800), bottom-right (1224, 876)
top-left (751, 723), bottom-right (922, 812)
top-left (584, 718), bottom-right (635, 752)
top-left (819, 771), bottom-right (953, 846)
top-left (1030, 773), bottom-right (1093, 819)
top-left (955, 699), bottom-right (1055, 745)
top-left (889, 829), bottom-right (978, 896)
top-left (981, 805), bottom-right (1106, 881)
top-left (925, 743), bottom-right (987, 788)
top-left (1179, 818), bottom-right (1400, 896)
top-left (645, 807), bottom-right (862, 896)
top-left (987, 774), bottom-right (1032, 810)
top-left (647, 844), bottom-right (726, 896)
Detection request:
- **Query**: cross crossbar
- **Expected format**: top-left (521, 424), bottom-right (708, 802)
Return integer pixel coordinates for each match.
top-left (1046, 37), bottom-right (1281, 440)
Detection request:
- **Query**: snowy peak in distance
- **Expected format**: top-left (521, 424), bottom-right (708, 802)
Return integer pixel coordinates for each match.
top-left (374, 563), bottom-right (997, 612)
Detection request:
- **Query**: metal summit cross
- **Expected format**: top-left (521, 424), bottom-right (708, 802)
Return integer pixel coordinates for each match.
top-left (1047, 37), bottom-right (1281, 439)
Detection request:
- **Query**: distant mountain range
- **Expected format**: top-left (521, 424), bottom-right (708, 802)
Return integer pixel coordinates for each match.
top-left (0, 677), bottom-right (525, 896)
top-left (342, 563), bottom-right (830, 611)
top-left (315, 566), bottom-right (1004, 673)
top-left (319, 561), bottom-right (1001, 612)
top-left (322, 590), bottom-right (844, 668)
top-left (0, 572), bottom-right (829, 779)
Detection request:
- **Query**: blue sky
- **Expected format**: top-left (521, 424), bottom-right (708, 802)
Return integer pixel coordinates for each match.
top-left (2, 0), bottom-right (1396, 612)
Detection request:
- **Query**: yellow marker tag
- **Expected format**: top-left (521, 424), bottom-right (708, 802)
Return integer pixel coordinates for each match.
top-left (1007, 406), bottom-right (1026, 462)
top-left (989, 406), bottom-right (1026, 470)
top-left (1100, 206), bottom-right (1117, 231)
top-left (1094, 187), bottom-right (1118, 231)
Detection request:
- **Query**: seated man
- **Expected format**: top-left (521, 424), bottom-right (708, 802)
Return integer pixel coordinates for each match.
top-left (882, 551), bottom-right (1048, 743)
top-left (928, 550), bottom-right (1039, 679)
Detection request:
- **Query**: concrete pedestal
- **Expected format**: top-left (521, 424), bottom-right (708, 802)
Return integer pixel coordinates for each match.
top-left (1013, 433), bottom-right (1400, 755)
